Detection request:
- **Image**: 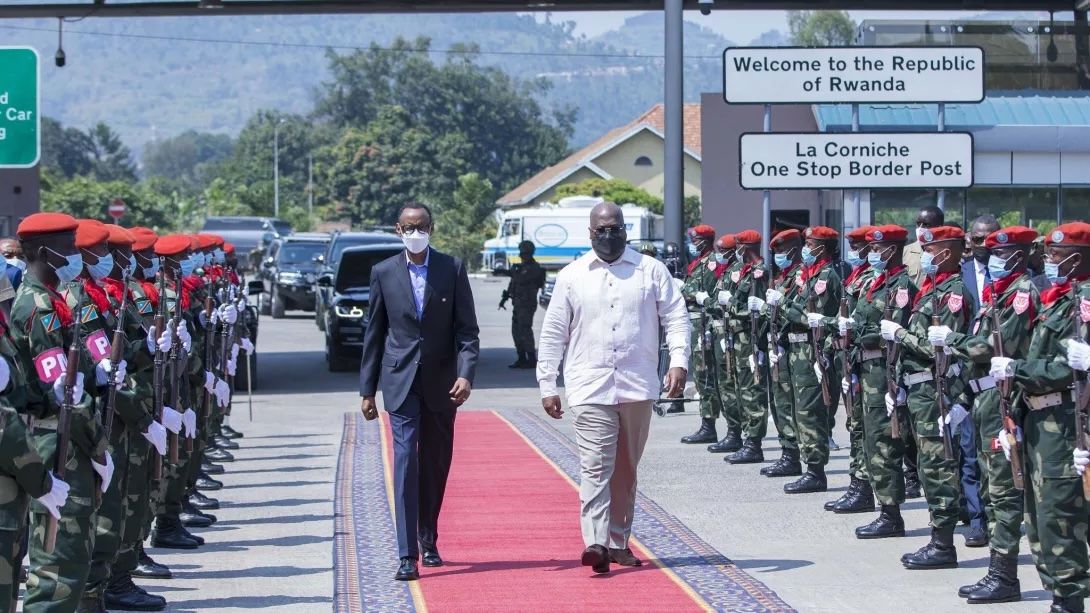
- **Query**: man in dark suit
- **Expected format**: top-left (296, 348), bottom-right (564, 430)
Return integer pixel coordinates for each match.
top-left (359, 202), bottom-right (480, 582)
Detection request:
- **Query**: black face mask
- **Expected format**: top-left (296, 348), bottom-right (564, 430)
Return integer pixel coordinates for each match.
top-left (972, 246), bottom-right (989, 263)
top-left (592, 235), bottom-right (627, 262)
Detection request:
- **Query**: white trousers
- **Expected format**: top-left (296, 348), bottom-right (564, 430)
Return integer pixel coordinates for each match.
top-left (570, 400), bottom-right (653, 549)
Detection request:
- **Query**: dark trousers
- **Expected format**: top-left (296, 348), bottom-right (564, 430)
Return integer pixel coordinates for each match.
top-left (389, 389), bottom-right (457, 560)
top-left (958, 417), bottom-right (987, 529)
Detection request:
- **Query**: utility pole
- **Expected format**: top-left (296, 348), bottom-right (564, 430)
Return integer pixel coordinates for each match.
top-left (664, 0), bottom-right (684, 253)
top-left (273, 118), bottom-right (284, 218)
top-left (307, 153), bottom-right (313, 216)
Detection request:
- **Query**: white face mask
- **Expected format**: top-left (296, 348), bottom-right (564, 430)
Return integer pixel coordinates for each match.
top-left (916, 227), bottom-right (927, 242)
top-left (401, 230), bottom-right (430, 255)
top-left (4, 257), bottom-right (25, 271)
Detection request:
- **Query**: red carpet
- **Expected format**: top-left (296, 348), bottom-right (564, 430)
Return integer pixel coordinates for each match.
top-left (382, 411), bottom-right (708, 612)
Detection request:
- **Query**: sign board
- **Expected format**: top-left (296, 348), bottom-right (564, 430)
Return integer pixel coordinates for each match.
top-left (723, 46), bottom-right (985, 104)
top-left (739, 132), bottom-right (974, 190)
top-left (0, 47), bottom-right (40, 168)
top-left (108, 198), bottom-right (126, 219)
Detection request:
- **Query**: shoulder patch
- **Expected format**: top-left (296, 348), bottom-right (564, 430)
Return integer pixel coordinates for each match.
top-left (39, 313), bottom-right (60, 334)
top-left (33, 348), bottom-right (67, 384)
top-left (706, 260), bottom-right (717, 272)
top-left (796, 275), bottom-right (805, 289)
top-left (84, 329), bottom-right (111, 362)
top-left (814, 279), bottom-right (827, 295)
top-left (136, 298), bottom-right (153, 315)
top-left (947, 293), bottom-right (964, 313)
top-left (753, 268), bottom-right (764, 279)
top-left (80, 305), bottom-right (99, 324)
top-left (1012, 291), bottom-right (1030, 315)
top-left (895, 288), bottom-right (909, 309)
top-left (1081, 298), bottom-right (1090, 323)
top-left (731, 271), bottom-right (741, 284)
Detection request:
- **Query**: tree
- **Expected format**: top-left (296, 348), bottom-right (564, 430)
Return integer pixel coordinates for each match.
top-left (143, 130), bottom-right (234, 191)
top-left (86, 123), bottom-right (138, 182)
top-left (39, 117), bottom-right (95, 179)
top-left (431, 173), bottom-right (497, 268)
top-left (787, 11), bottom-right (857, 47)
top-left (556, 177), bottom-right (701, 228)
top-left (40, 172), bottom-right (176, 230)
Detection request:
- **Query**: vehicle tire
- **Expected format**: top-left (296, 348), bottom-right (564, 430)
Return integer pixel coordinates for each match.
top-left (315, 297), bottom-right (326, 332)
top-left (259, 293), bottom-right (271, 316)
top-left (326, 337), bottom-right (352, 372)
top-left (271, 287), bottom-right (286, 319)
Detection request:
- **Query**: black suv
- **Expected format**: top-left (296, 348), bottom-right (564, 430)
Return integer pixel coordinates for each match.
top-left (314, 231), bottom-right (401, 331)
top-left (258, 233), bottom-right (330, 318)
top-left (318, 244), bottom-right (403, 371)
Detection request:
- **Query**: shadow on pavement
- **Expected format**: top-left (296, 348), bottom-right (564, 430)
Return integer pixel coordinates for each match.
top-left (198, 534), bottom-right (331, 553)
top-left (240, 442), bottom-right (334, 450)
top-left (180, 565), bottom-right (330, 580)
top-left (224, 480), bottom-right (333, 490)
top-left (218, 513), bottom-right (332, 526)
top-left (226, 465), bottom-right (327, 475)
top-left (235, 453), bottom-right (327, 462)
top-left (731, 558), bottom-right (815, 573)
top-left (223, 497), bottom-right (329, 509)
top-left (168, 595), bottom-right (333, 610)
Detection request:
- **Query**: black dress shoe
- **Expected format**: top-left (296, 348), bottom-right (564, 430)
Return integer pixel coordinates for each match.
top-left (150, 517), bottom-right (199, 550)
top-left (761, 449), bottom-right (802, 477)
top-left (189, 490), bottom-right (220, 510)
top-left (105, 574), bottom-right (167, 611)
top-left (680, 418), bottom-right (717, 444)
top-left (422, 550), bottom-right (443, 567)
top-left (902, 527), bottom-right (958, 569)
top-left (196, 474), bottom-right (223, 491)
top-left (855, 505), bottom-right (905, 539)
top-left (609, 547), bottom-right (642, 567)
top-left (394, 558), bottom-right (419, 581)
top-left (580, 544), bottom-right (610, 574)
top-left (179, 524), bottom-right (205, 545)
top-left (221, 424), bottom-right (244, 439)
top-left (201, 460), bottom-right (225, 475)
top-left (205, 447), bottom-right (235, 462)
top-left (725, 439), bottom-right (763, 464)
top-left (214, 435), bottom-right (240, 450)
top-left (833, 478), bottom-right (875, 514)
top-left (964, 524), bottom-right (989, 548)
top-left (133, 550), bottom-right (172, 579)
top-left (180, 510), bottom-right (215, 528)
top-left (784, 465), bottom-right (827, 494)
top-left (707, 429), bottom-right (742, 454)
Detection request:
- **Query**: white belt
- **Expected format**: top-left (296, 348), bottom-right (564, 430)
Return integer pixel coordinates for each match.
top-left (1027, 392), bottom-right (1067, 411)
top-left (34, 417), bottom-right (58, 431)
top-left (903, 371), bottom-right (934, 386)
top-left (969, 376), bottom-right (997, 394)
top-left (946, 362), bottom-right (962, 378)
top-left (787, 332), bottom-right (809, 344)
top-left (860, 349), bottom-right (883, 362)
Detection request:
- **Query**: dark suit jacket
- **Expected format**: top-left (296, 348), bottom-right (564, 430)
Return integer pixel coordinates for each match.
top-left (359, 248), bottom-right (480, 412)
top-left (961, 259), bottom-right (982, 314)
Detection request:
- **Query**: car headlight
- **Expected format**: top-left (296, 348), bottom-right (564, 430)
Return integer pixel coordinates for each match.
top-left (278, 271), bottom-right (301, 283)
top-left (334, 304), bottom-right (367, 319)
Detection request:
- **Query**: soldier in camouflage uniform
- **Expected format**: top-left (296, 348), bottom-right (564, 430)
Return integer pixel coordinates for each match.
top-left (774, 227), bottom-right (842, 494)
top-left (721, 230), bottom-right (769, 465)
top-left (824, 226), bottom-right (877, 514)
top-left (881, 225), bottom-right (974, 570)
top-left (706, 234), bottom-right (742, 454)
top-left (994, 222), bottom-right (1090, 613)
top-left (850, 225), bottom-right (917, 540)
top-left (500, 241), bottom-right (546, 369)
top-left (9, 212), bottom-right (112, 613)
top-left (942, 226), bottom-right (1039, 604)
top-left (679, 225), bottom-right (723, 445)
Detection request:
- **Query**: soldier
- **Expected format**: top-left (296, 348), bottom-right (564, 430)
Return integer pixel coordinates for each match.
top-left (707, 234), bottom-right (742, 454)
top-left (825, 225), bottom-right (877, 514)
top-left (721, 230), bottom-right (769, 464)
top-left (993, 222), bottom-right (1090, 613)
top-left (851, 225), bottom-right (917, 538)
top-left (500, 240), bottom-right (546, 369)
top-left (941, 226), bottom-right (1039, 603)
top-left (9, 212), bottom-right (113, 612)
top-left (679, 225), bottom-right (723, 445)
top-left (881, 225), bottom-right (974, 570)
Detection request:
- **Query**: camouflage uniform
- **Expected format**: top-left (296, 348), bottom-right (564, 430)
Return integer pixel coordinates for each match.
top-left (765, 264), bottom-right (803, 459)
top-left (10, 275), bottom-right (108, 612)
top-left (840, 264), bottom-right (876, 483)
top-left (708, 258), bottom-right (743, 436)
top-left (506, 259), bottom-right (546, 357)
top-left (724, 261), bottom-right (770, 442)
top-left (681, 252), bottom-right (722, 421)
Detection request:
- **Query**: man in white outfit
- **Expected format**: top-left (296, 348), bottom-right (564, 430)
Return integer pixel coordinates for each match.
top-left (537, 201), bottom-right (690, 575)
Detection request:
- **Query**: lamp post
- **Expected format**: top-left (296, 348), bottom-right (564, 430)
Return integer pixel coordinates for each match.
top-left (273, 118), bottom-right (285, 218)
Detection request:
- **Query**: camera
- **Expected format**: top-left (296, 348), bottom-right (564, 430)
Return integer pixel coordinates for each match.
top-left (54, 48), bottom-right (65, 67)
top-left (698, 0), bottom-right (713, 15)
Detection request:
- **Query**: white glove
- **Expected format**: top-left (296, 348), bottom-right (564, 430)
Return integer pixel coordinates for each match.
top-left (91, 453), bottom-right (114, 494)
top-left (938, 403), bottom-right (969, 436)
top-left (204, 370), bottom-right (216, 392)
top-left (35, 473), bottom-right (70, 520)
top-left (240, 337), bottom-right (255, 355)
top-left (806, 312), bottom-right (824, 329)
top-left (748, 353), bottom-right (757, 373)
top-left (880, 319), bottom-right (903, 341)
top-left (765, 289), bottom-right (783, 307)
top-left (885, 388), bottom-right (906, 416)
top-left (990, 357), bottom-right (1015, 381)
top-left (1075, 448), bottom-right (1090, 476)
top-left (238, 295), bottom-right (248, 309)
top-left (176, 321), bottom-right (192, 353)
top-left (51, 372), bottom-right (85, 405)
top-left (0, 358), bottom-right (9, 392)
top-left (842, 375), bottom-right (858, 396)
top-left (748, 296), bottom-right (765, 312)
top-left (182, 408), bottom-right (197, 439)
top-left (142, 421), bottom-right (167, 456)
top-left (769, 347), bottom-right (783, 367)
top-left (161, 406), bottom-right (183, 434)
top-left (1067, 339), bottom-right (1090, 372)
top-left (150, 325), bottom-right (173, 353)
top-left (214, 378), bottom-right (231, 408)
top-left (227, 357), bottom-right (237, 377)
top-left (220, 304), bottom-right (238, 325)
top-left (837, 316), bottom-right (853, 338)
top-left (928, 325), bottom-right (953, 347)
top-left (997, 426), bottom-right (1022, 462)
top-left (96, 358), bottom-right (127, 389)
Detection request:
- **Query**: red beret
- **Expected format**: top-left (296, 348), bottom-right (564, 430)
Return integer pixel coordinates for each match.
top-left (194, 234), bottom-right (218, 250)
top-left (804, 226), bottom-right (839, 241)
top-left (986, 226), bottom-right (1038, 249)
top-left (224, 243), bottom-right (235, 256)
top-left (75, 219), bottom-right (110, 249)
top-left (687, 225), bottom-right (715, 240)
top-left (866, 225), bottom-right (908, 243)
top-left (769, 229), bottom-right (800, 249)
top-left (1046, 222), bottom-right (1090, 247)
top-left (716, 234), bottom-right (736, 250)
top-left (17, 212), bottom-right (78, 239)
top-left (207, 234), bottom-right (225, 247)
top-left (846, 226), bottom-right (875, 242)
top-left (105, 225), bottom-right (135, 247)
top-left (154, 234), bottom-right (193, 257)
top-left (128, 227), bottom-right (158, 251)
top-left (918, 225), bottom-right (965, 246)
top-left (735, 229), bottom-right (762, 245)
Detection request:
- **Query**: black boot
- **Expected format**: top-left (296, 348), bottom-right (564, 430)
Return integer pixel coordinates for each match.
top-left (784, 464), bottom-right (827, 494)
top-left (180, 523), bottom-right (205, 546)
top-left (726, 438), bottom-right (763, 464)
top-left (76, 594), bottom-right (106, 613)
top-left (902, 526), bottom-right (958, 569)
top-left (966, 550), bottom-right (1020, 603)
top-left (508, 352), bottom-right (527, 369)
top-left (104, 573), bottom-right (167, 611)
top-left (214, 434), bottom-right (240, 450)
top-left (133, 546), bottom-right (172, 579)
top-left (221, 424), bottom-right (243, 439)
top-left (855, 505), bottom-right (905, 539)
top-left (707, 427), bottom-right (742, 454)
top-left (150, 516), bottom-right (199, 550)
top-left (680, 418), bottom-right (717, 444)
top-left (1051, 596), bottom-right (1086, 613)
top-left (201, 459), bottom-right (225, 475)
top-left (189, 490), bottom-right (220, 510)
top-left (834, 478), bottom-right (876, 514)
top-left (761, 448), bottom-right (802, 477)
top-left (196, 472), bottom-right (223, 491)
top-left (181, 499), bottom-right (216, 527)
top-left (825, 476), bottom-right (859, 511)
top-left (205, 447), bottom-right (234, 462)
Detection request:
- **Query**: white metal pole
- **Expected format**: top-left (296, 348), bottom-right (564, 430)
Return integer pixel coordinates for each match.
top-left (307, 153), bottom-right (313, 216)
top-left (852, 103), bottom-right (861, 229)
top-left (761, 104), bottom-right (771, 262)
top-left (937, 103), bottom-right (946, 211)
top-left (273, 122), bottom-right (280, 218)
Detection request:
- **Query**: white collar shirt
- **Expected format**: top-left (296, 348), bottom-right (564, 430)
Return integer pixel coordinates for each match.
top-left (536, 247), bottom-right (690, 407)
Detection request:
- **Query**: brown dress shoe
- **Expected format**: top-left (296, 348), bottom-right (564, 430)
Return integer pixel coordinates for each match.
top-left (580, 544), bottom-right (610, 573)
top-left (609, 547), bottom-right (642, 567)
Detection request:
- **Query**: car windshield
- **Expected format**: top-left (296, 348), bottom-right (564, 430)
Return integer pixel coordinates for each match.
top-left (271, 220), bottom-right (293, 236)
top-left (330, 236), bottom-right (399, 263)
top-left (278, 242), bottom-right (326, 265)
top-left (336, 248), bottom-right (402, 291)
top-left (201, 218), bottom-right (264, 231)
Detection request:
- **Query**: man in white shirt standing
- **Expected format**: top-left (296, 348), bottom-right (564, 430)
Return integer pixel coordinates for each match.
top-left (537, 201), bottom-right (690, 575)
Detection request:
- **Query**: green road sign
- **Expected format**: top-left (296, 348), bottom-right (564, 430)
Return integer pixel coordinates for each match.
top-left (0, 47), bottom-right (40, 168)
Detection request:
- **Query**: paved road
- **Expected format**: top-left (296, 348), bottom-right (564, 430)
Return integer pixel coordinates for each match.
top-left (144, 276), bottom-right (1045, 612)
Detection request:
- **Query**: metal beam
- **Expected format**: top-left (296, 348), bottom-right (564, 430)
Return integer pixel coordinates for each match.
top-left (664, 0), bottom-right (683, 253)
top-left (0, 0), bottom-right (1079, 19)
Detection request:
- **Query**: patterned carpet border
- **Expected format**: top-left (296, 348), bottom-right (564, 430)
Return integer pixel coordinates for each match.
top-left (505, 409), bottom-right (796, 613)
top-left (333, 412), bottom-right (415, 613)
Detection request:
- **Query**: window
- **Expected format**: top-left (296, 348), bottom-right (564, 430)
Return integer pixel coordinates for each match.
top-left (634, 156), bottom-right (653, 167)
top-left (501, 219), bottom-right (521, 238)
top-left (1062, 187), bottom-right (1090, 223)
top-left (870, 189), bottom-right (965, 233)
top-left (966, 187), bottom-right (1057, 235)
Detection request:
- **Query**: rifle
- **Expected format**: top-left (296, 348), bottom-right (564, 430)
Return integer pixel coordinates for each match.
top-left (808, 293), bottom-right (832, 406)
top-left (884, 287), bottom-right (902, 440)
top-left (103, 268), bottom-right (131, 441)
top-left (839, 296), bottom-right (856, 415)
top-left (45, 291), bottom-right (85, 554)
top-left (151, 262), bottom-right (167, 480)
top-left (167, 282), bottom-right (181, 465)
top-left (1072, 281), bottom-right (1090, 500)
top-left (769, 297), bottom-right (782, 381)
top-left (988, 284), bottom-right (1024, 490)
top-left (931, 274), bottom-right (956, 460)
top-left (200, 294), bottom-right (215, 448)
top-left (750, 291), bottom-right (762, 385)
